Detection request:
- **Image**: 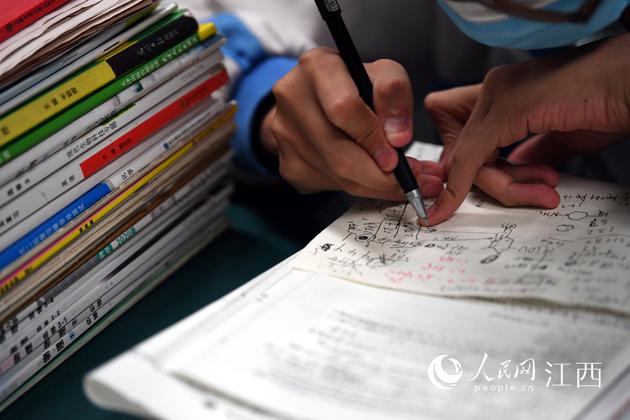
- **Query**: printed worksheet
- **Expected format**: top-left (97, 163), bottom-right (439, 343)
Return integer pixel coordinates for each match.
top-left (169, 270), bottom-right (630, 420)
top-left (293, 143), bottom-right (630, 314)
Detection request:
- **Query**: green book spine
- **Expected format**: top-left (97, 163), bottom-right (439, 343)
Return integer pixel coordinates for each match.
top-left (0, 28), bottom-right (212, 165)
top-left (0, 11), bottom-right (198, 147)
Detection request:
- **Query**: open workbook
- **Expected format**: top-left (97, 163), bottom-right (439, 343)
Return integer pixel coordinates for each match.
top-left (84, 144), bottom-right (630, 420)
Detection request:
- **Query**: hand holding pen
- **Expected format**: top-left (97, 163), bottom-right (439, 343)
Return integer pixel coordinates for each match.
top-left (258, 3), bottom-right (445, 219)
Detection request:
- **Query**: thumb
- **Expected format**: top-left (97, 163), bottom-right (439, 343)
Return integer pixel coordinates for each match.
top-left (367, 59), bottom-right (414, 149)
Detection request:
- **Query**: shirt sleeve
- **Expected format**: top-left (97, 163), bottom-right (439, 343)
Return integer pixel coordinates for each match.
top-left (178, 0), bottom-right (320, 174)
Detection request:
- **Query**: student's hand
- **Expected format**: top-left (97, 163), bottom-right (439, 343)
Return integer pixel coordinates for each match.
top-left (424, 33), bottom-right (630, 225)
top-left (260, 47), bottom-right (445, 200)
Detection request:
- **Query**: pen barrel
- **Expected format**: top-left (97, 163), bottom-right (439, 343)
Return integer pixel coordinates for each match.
top-left (319, 5), bottom-right (420, 195)
top-left (324, 16), bottom-right (374, 109)
top-left (393, 148), bottom-right (419, 193)
top-left (314, 0), bottom-right (341, 19)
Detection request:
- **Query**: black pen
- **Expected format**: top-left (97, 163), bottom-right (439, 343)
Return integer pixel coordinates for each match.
top-left (313, 0), bottom-right (429, 224)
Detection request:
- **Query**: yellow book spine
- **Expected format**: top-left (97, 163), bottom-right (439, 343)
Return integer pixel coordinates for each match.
top-left (0, 62), bottom-right (116, 147)
top-left (0, 104), bottom-right (236, 295)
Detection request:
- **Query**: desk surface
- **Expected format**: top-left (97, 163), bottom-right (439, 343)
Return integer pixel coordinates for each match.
top-left (2, 183), bottom-right (352, 420)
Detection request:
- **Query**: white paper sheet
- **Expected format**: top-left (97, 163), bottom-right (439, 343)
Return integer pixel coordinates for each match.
top-left (168, 269), bottom-right (630, 420)
top-left (293, 143), bottom-right (630, 314)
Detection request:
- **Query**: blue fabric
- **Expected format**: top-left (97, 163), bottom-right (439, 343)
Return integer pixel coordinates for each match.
top-left (438, 0), bottom-right (629, 49)
top-left (208, 13), bottom-right (266, 71)
top-left (205, 14), bottom-right (297, 174)
top-left (232, 56), bottom-right (297, 174)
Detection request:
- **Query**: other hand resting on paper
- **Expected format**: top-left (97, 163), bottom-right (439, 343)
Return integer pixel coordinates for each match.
top-left (424, 33), bottom-right (630, 226)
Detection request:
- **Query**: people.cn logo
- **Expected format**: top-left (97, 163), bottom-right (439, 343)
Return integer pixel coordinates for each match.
top-left (427, 355), bottom-right (463, 390)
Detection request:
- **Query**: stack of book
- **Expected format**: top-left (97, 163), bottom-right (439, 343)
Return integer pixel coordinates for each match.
top-left (0, 0), bottom-right (235, 408)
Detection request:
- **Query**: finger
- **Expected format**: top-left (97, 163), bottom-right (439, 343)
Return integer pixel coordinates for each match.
top-left (366, 59), bottom-right (414, 149)
top-left (508, 133), bottom-right (574, 165)
top-left (496, 160), bottom-right (560, 187)
top-left (300, 48), bottom-right (397, 171)
top-left (474, 164), bottom-right (561, 209)
top-left (260, 106), bottom-right (279, 155)
top-left (271, 105), bottom-right (335, 179)
top-left (426, 124), bottom-right (496, 225)
top-left (416, 175), bottom-right (445, 198)
top-left (424, 84), bottom-right (481, 165)
top-left (276, 135), bottom-right (337, 194)
top-left (424, 84), bottom-right (481, 145)
top-left (509, 131), bottom-right (629, 165)
top-left (277, 79), bottom-right (402, 194)
top-left (407, 157), bottom-right (446, 181)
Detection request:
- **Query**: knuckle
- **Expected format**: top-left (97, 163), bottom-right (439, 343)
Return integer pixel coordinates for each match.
top-left (483, 65), bottom-right (510, 91)
top-left (343, 182), bottom-right (366, 198)
top-left (424, 91), bottom-right (444, 112)
top-left (326, 94), bottom-right (365, 127)
top-left (272, 73), bottom-right (295, 104)
top-left (375, 75), bottom-right (409, 100)
top-left (354, 120), bottom-right (381, 149)
top-left (269, 115), bottom-right (294, 145)
top-left (269, 116), bottom-right (284, 141)
top-left (370, 58), bottom-right (403, 73)
top-left (278, 156), bottom-right (302, 186)
top-left (449, 149), bottom-right (467, 169)
top-left (328, 155), bottom-right (353, 180)
top-left (298, 47), bottom-right (336, 69)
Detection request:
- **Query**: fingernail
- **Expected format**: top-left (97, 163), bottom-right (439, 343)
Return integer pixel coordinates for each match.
top-left (384, 118), bottom-right (411, 135)
top-left (375, 148), bottom-right (393, 169)
top-left (384, 118), bottom-right (411, 147)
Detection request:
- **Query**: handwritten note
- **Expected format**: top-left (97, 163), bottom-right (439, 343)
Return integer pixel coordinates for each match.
top-left (293, 144), bottom-right (630, 315)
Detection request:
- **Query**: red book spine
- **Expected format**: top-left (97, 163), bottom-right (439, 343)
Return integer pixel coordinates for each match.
top-left (0, 0), bottom-right (74, 43)
top-left (79, 70), bottom-right (229, 178)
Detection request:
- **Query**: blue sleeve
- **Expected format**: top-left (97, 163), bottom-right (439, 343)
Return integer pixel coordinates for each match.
top-left (208, 13), bottom-right (298, 175)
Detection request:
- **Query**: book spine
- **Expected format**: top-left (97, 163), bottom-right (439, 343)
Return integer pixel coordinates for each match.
top-left (104, 99), bottom-right (227, 191)
top-left (0, 184), bottom-right (112, 270)
top-left (104, 15), bottom-right (198, 77)
top-left (0, 5), bottom-right (174, 116)
top-left (0, 15), bottom-right (200, 146)
top-left (0, 43), bottom-right (224, 187)
top-left (0, 24), bottom-right (218, 165)
top-left (0, 134), bottom-right (163, 256)
top-left (0, 56), bottom-right (224, 207)
top-left (0, 101), bottom-right (230, 281)
top-left (0, 0), bottom-right (74, 43)
top-left (0, 107), bottom-right (236, 295)
top-left (0, 69), bottom-right (229, 236)
top-left (0, 199), bottom-right (230, 400)
top-left (80, 68), bottom-right (229, 178)
top-left (0, 160), bottom-right (230, 363)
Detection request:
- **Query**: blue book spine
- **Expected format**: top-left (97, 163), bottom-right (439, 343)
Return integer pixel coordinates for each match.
top-left (0, 183), bottom-right (112, 270)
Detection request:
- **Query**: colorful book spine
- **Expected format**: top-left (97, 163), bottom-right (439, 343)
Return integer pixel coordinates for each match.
top-left (0, 4), bottom-right (174, 116)
top-left (0, 13), bottom-right (199, 146)
top-left (0, 23), bottom-right (218, 165)
top-left (0, 197), bottom-right (231, 399)
top-left (0, 69), bottom-right (229, 237)
top-left (0, 37), bottom-right (224, 186)
top-left (0, 0), bottom-right (74, 43)
top-left (0, 105), bottom-right (236, 286)
top-left (0, 52), bottom-right (224, 207)
top-left (0, 157), bottom-right (230, 367)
